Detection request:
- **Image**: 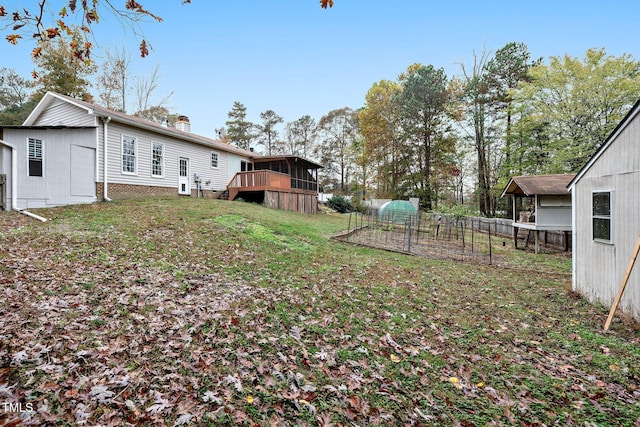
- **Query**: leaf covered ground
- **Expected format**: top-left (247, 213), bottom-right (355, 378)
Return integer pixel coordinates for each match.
top-left (1, 198), bottom-right (639, 426)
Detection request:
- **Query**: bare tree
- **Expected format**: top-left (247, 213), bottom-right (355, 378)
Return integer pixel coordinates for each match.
top-left (96, 46), bottom-right (132, 112)
top-left (285, 115), bottom-right (316, 158)
top-left (459, 48), bottom-right (495, 216)
top-left (133, 65), bottom-right (173, 117)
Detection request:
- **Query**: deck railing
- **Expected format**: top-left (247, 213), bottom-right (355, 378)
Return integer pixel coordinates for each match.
top-left (227, 170), bottom-right (290, 201)
top-left (228, 170), bottom-right (290, 190)
top-left (227, 170), bottom-right (319, 201)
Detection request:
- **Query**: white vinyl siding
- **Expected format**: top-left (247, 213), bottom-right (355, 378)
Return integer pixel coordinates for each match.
top-left (28, 138), bottom-right (44, 177)
top-left (122, 135), bottom-right (137, 175)
top-left (30, 97), bottom-right (97, 127)
top-left (151, 142), bottom-right (164, 177)
top-left (104, 122), bottom-right (244, 192)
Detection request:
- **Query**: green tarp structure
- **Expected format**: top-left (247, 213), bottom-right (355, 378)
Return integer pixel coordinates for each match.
top-left (378, 200), bottom-right (418, 224)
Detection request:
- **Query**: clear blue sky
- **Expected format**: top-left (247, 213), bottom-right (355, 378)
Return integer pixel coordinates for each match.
top-left (3, 1), bottom-right (640, 137)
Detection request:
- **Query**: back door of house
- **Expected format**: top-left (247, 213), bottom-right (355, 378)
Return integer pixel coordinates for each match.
top-left (178, 157), bottom-right (190, 195)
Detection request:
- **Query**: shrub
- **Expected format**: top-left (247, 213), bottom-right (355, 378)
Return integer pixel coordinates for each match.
top-left (326, 195), bottom-right (352, 213)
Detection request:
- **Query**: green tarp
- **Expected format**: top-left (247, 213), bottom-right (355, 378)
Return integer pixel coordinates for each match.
top-left (378, 200), bottom-right (418, 224)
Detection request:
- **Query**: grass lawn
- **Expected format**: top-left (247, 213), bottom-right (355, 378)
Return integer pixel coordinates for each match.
top-left (1, 198), bottom-right (639, 426)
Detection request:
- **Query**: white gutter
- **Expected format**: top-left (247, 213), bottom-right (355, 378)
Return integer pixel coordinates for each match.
top-left (102, 116), bottom-right (112, 202)
top-left (0, 139), bottom-right (47, 221)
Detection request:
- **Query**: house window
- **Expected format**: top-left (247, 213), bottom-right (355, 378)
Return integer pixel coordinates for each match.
top-left (122, 136), bottom-right (137, 174)
top-left (593, 191), bottom-right (613, 243)
top-left (211, 151), bottom-right (219, 169)
top-left (28, 138), bottom-right (43, 177)
top-left (151, 142), bottom-right (164, 177)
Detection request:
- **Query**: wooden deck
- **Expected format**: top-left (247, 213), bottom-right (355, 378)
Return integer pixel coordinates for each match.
top-left (227, 170), bottom-right (291, 201)
top-left (227, 170), bottom-right (319, 213)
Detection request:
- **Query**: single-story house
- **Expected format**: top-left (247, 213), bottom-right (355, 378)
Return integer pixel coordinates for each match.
top-left (567, 98), bottom-right (640, 321)
top-left (0, 92), bottom-right (321, 214)
top-left (501, 174), bottom-right (575, 253)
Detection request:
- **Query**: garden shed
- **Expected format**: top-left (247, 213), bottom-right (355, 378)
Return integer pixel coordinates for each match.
top-left (568, 98), bottom-right (640, 321)
top-left (501, 174), bottom-right (574, 253)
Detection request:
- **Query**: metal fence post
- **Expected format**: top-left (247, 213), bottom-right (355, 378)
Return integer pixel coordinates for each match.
top-left (488, 220), bottom-right (493, 265)
top-left (407, 216), bottom-right (412, 253)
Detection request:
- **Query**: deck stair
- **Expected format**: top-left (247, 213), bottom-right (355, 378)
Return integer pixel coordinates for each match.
top-left (211, 190), bottom-right (228, 200)
top-left (516, 227), bottom-right (532, 248)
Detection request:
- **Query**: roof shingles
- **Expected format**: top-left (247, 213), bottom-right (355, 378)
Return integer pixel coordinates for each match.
top-left (502, 174), bottom-right (576, 197)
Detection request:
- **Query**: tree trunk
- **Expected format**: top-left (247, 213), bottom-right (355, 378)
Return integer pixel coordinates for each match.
top-left (505, 103), bottom-right (513, 219)
top-left (423, 127), bottom-right (433, 210)
top-left (476, 124), bottom-right (491, 216)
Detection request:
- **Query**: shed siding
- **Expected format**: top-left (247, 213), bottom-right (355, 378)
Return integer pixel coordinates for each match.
top-left (70, 145), bottom-right (97, 196)
top-left (32, 98), bottom-right (97, 127)
top-left (536, 205), bottom-right (572, 227)
top-left (574, 114), bottom-right (640, 319)
top-left (4, 128), bottom-right (97, 208)
top-left (585, 116), bottom-right (640, 178)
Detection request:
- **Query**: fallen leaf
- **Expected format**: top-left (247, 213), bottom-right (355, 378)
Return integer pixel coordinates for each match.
top-left (173, 413), bottom-right (193, 426)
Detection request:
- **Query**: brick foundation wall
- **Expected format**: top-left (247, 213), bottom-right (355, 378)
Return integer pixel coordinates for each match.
top-left (95, 182), bottom-right (104, 200)
top-left (95, 182), bottom-right (218, 201)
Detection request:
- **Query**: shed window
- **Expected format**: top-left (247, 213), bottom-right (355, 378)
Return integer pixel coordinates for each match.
top-left (211, 151), bottom-right (219, 169)
top-left (28, 138), bottom-right (43, 177)
top-left (122, 136), bottom-right (137, 174)
top-left (151, 142), bottom-right (164, 177)
top-left (593, 191), bottom-right (613, 243)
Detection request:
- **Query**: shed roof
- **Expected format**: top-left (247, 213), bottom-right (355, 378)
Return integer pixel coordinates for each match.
top-left (501, 174), bottom-right (576, 198)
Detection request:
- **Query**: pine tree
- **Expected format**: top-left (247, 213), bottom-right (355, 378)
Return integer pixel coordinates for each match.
top-left (225, 102), bottom-right (254, 151)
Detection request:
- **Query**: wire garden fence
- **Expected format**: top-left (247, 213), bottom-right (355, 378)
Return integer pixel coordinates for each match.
top-left (337, 211), bottom-right (496, 265)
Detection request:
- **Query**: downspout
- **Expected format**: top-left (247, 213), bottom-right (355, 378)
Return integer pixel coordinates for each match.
top-left (102, 116), bottom-right (112, 202)
top-left (16, 208), bottom-right (48, 222)
top-left (10, 143), bottom-right (16, 212)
